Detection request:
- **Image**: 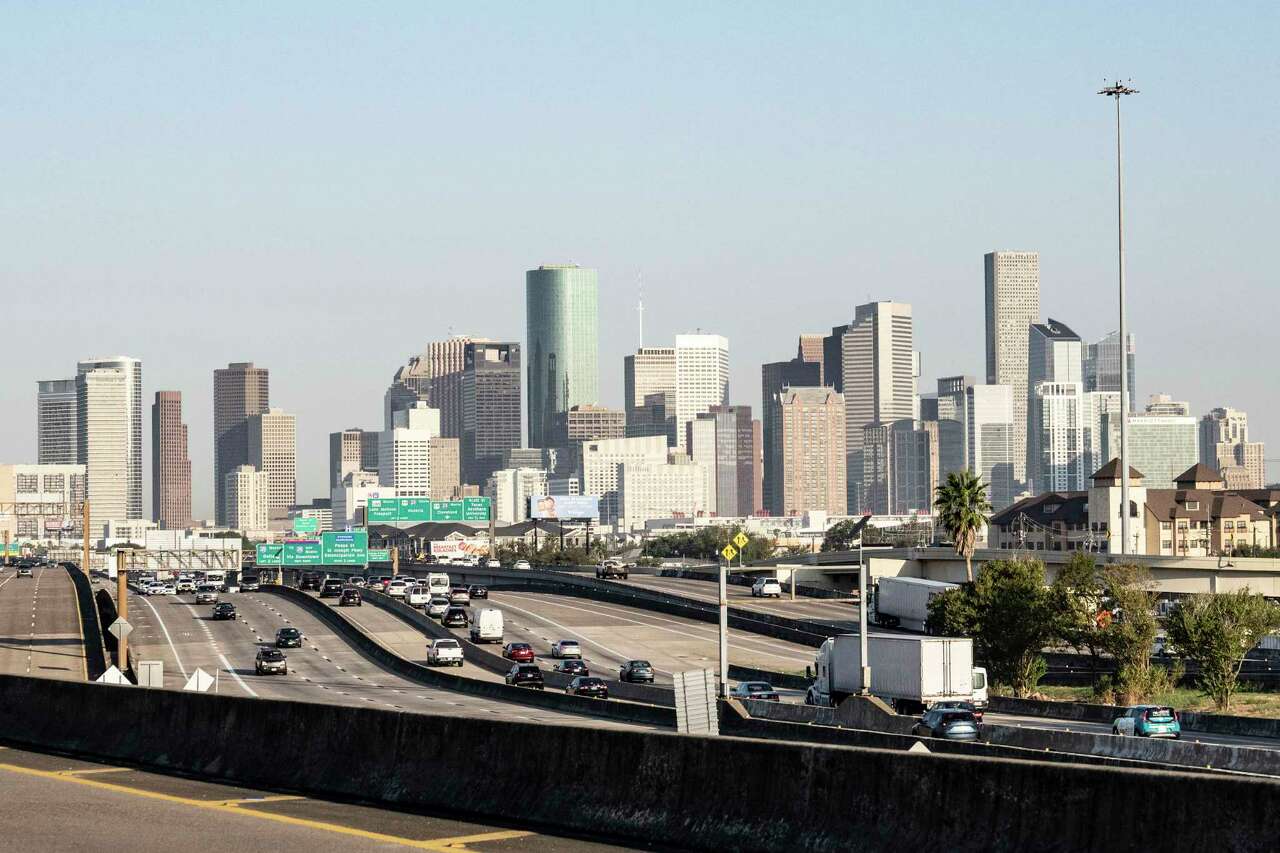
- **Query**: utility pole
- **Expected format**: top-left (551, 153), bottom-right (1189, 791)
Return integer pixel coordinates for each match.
top-left (718, 557), bottom-right (729, 699)
top-left (115, 550), bottom-right (129, 671)
top-left (1098, 79), bottom-right (1138, 555)
top-left (2, 529), bottom-right (9, 567)
top-left (391, 546), bottom-right (399, 578)
top-left (82, 501), bottom-right (91, 576)
top-left (857, 535), bottom-right (869, 694)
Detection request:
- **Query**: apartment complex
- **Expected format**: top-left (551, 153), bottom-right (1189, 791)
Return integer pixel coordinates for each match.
top-left (984, 250), bottom-right (1040, 488)
top-left (213, 362), bottom-right (269, 525)
top-left (151, 391), bottom-right (192, 529)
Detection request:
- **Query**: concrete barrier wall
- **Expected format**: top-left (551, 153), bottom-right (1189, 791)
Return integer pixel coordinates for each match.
top-left (2, 673), bottom-right (1278, 852)
top-left (991, 695), bottom-right (1280, 741)
top-left (64, 565), bottom-right (107, 681)
top-left (261, 586), bottom-right (675, 728)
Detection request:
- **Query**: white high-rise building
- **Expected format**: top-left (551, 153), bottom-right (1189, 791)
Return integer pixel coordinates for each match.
top-left (580, 436), bottom-right (670, 524)
top-left (1082, 391), bottom-right (1122, 482)
top-left (966, 384), bottom-right (1015, 509)
top-left (76, 368), bottom-right (130, 530)
top-left (685, 416), bottom-right (719, 511)
top-left (247, 409), bottom-right (297, 514)
top-left (378, 402), bottom-right (445, 497)
top-left (618, 457), bottom-right (714, 531)
top-left (842, 301), bottom-right (916, 512)
top-left (37, 379), bottom-right (79, 465)
top-left (984, 251), bottom-right (1040, 489)
top-left (225, 465), bottom-right (270, 534)
top-left (1199, 407), bottom-right (1265, 489)
top-left (1026, 319), bottom-right (1083, 491)
top-left (331, 470), bottom-right (394, 530)
top-left (1101, 411), bottom-right (1198, 489)
top-left (77, 356), bottom-right (143, 520)
top-left (673, 334), bottom-right (729, 453)
top-left (486, 467), bottom-right (549, 524)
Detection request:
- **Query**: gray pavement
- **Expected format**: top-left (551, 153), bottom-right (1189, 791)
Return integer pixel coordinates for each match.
top-left (0, 744), bottom-right (640, 852)
top-left (616, 573), bottom-right (862, 630)
top-left (0, 565), bottom-right (86, 681)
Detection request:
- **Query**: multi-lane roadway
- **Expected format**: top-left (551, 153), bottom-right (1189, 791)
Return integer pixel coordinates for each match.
top-left (0, 565), bottom-right (87, 681)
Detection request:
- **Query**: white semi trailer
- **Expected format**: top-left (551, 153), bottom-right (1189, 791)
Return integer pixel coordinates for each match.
top-left (806, 633), bottom-right (985, 714)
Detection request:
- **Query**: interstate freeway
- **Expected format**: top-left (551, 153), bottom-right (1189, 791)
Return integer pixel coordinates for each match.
top-left (0, 564), bottom-right (87, 681)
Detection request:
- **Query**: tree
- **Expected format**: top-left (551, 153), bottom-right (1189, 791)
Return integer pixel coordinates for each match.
top-left (1050, 553), bottom-right (1108, 683)
top-left (933, 470), bottom-right (991, 583)
top-left (821, 518), bottom-right (866, 552)
top-left (1166, 590), bottom-right (1280, 710)
top-left (925, 558), bottom-right (1055, 697)
top-left (641, 527), bottom-right (775, 563)
top-left (1097, 564), bottom-right (1168, 704)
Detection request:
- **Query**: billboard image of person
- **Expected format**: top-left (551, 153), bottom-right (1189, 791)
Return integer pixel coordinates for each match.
top-left (529, 495), bottom-right (600, 520)
top-left (535, 495), bottom-right (558, 519)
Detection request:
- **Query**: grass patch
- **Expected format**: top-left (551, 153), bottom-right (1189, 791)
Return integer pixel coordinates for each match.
top-left (1034, 684), bottom-right (1280, 717)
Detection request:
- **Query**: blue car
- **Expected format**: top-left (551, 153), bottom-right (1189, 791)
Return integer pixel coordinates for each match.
top-left (1112, 705), bottom-right (1181, 739)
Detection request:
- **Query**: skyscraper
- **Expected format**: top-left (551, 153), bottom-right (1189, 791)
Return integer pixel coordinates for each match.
top-left (526, 264), bottom-right (599, 448)
top-left (1200, 407), bottom-right (1266, 489)
top-left (379, 403), bottom-right (459, 500)
top-left (387, 336), bottom-right (483, 435)
top-left (1026, 319), bottom-right (1083, 490)
top-left (37, 379), bottom-right (78, 465)
top-left (935, 375), bottom-right (975, 479)
top-left (674, 334), bottom-right (730, 454)
top-left (213, 362), bottom-right (269, 525)
top-left (776, 387), bottom-right (846, 516)
top-left (76, 368), bottom-right (129, 530)
top-left (966, 384), bottom-right (1015, 509)
top-left (821, 323), bottom-right (852, 393)
top-left (329, 429), bottom-right (380, 490)
top-left (842, 302), bottom-right (916, 512)
top-left (760, 357), bottom-right (821, 514)
top-left (225, 465), bottom-right (270, 534)
top-left (77, 356), bottom-right (143, 520)
top-left (797, 334), bottom-right (825, 382)
top-left (623, 347), bottom-right (676, 442)
top-left (247, 408), bottom-right (296, 514)
top-left (1102, 410), bottom-right (1198, 489)
top-left (696, 405), bottom-right (754, 517)
top-left (1084, 330), bottom-right (1137, 411)
top-left (461, 341), bottom-right (521, 485)
top-left (151, 391), bottom-right (191, 529)
top-left (984, 251), bottom-right (1040, 489)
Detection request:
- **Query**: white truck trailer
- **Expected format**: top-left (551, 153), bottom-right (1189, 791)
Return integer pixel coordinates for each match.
top-left (807, 633), bottom-right (981, 714)
top-left (872, 576), bottom-right (959, 632)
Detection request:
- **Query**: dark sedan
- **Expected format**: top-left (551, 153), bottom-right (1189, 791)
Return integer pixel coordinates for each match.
top-left (553, 659), bottom-right (589, 677)
top-left (338, 587), bottom-right (362, 607)
top-left (618, 660), bottom-right (654, 684)
top-left (275, 627), bottom-right (302, 648)
top-left (730, 681), bottom-right (780, 702)
top-left (505, 664), bottom-right (544, 690)
top-left (442, 607), bottom-right (470, 628)
top-left (566, 676), bottom-right (609, 699)
top-left (468, 584), bottom-right (488, 599)
top-left (211, 602), bottom-right (237, 620)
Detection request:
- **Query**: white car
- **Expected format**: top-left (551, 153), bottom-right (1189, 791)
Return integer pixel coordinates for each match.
top-left (386, 579), bottom-right (412, 598)
top-left (513, 560), bottom-right (532, 571)
top-left (486, 559), bottom-right (502, 568)
top-left (551, 640), bottom-right (582, 659)
top-left (144, 582), bottom-right (167, 596)
top-left (160, 583), bottom-right (177, 595)
top-left (176, 578), bottom-right (196, 593)
top-left (751, 578), bottom-right (783, 598)
top-left (406, 585), bottom-right (430, 607)
top-left (426, 597), bottom-right (451, 618)
top-left (426, 638), bottom-right (464, 667)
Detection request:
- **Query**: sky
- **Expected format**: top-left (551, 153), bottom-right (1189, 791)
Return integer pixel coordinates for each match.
top-left (2, 2), bottom-right (1278, 517)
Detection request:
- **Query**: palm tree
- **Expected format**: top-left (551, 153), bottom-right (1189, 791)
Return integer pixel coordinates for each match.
top-left (934, 470), bottom-right (992, 583)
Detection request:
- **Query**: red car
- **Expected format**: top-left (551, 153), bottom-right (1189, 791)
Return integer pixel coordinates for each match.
top-left (503, 642), bottom-right (535, 663)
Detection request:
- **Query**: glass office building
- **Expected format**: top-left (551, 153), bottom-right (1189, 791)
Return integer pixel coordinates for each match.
top-left (526, 265), bottom-right (599, 448)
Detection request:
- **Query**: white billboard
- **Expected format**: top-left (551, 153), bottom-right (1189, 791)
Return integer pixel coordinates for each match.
top-left (529, 495), bottom-right (600, 520)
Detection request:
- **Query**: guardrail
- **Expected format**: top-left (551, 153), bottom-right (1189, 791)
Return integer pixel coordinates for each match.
top-left (260, 585), bottom-right (675, 728)
top-left (63, 565), bottom-right (108, 681)
top-left (991, 695), bottom-right (1280, 741)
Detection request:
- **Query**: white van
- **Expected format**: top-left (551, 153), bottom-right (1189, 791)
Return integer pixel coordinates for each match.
top-left (469, 608), bottom-right (503, 644)
top-left (406, 585), bottom-right (430, 607)
top-left (427, 573), bottom-right (451, 596)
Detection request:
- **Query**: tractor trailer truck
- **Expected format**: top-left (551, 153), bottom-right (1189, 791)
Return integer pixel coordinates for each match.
top-left (872, 576), bottom-right (959, 632)
top-left (806, 633), bottom-right (985, 714)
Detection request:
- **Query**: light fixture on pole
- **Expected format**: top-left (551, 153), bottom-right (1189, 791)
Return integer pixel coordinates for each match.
top-left (1098, 79), bottom-right (1138, 555)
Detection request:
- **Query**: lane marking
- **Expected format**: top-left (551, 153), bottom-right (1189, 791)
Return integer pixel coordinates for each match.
top-left (137, 596), bottom-right (189, 679)
top-left (218, 653), bottom-right (258, 697)
top-left (56, 767), bottom-right (134, 776)
top-left (0, 761), bottom-right (533, 849)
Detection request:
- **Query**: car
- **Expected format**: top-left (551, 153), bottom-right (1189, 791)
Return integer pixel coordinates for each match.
top-left (442, 607), bottom-right (470, 628)
top-left (566, 676), bottom-right (609, 699)
top-left (195, 585), bottom-right (220, 604)
top-left (319, 578), bottom-right (344, 598)
top-left (505, 663), bottom-right (544, 689)
top-left (912, 709), bottom-right (981, 741)
top-left (468, 584), bottom-right (488, 599)
top-left (513, 560), bottom-right (532, 571)
top-left (1112, 705), bottom-right (1181, 739)
top-left (240, 575), bottom-right (261, 591)
top-left (176, 578), bottom-right (196, 593)
top-left (159, 583), bottom-right (177, 596)
top-left (255, 647), bottom-right (288, 675)
top-left (550, 639), bottom-right (582, 659)
top-left (730, 681), bottom-right (780, 702)
top-left (406, 585), bottom-right (430, 607)
top-left (931, 699), bottom-right (983, 723)
top-left (373, 575), bottom-right (395, 590)
top-left (144, 582), bottom-right (167, 596)
top-left (751, 578), bottom-right (783, 598)
top-left (426, 597), bottom-right (451, 618)
top-left (426, 638), bottom-right (464, 667)
top-left (338, 588), bottom-right (362, 607)
top-left (486, 559), bottom-right (502, 568)
top-left (554, 659), bottom-right (589, 677)
top-left (618, 660), bottom-right (655, 684)
top-left (299, 572), bottom-right (323, 591)
top-left (448, 587), bottom-right (471, 606)
top-left (211, 602), bottom-right (237, 620)
top-left (386, 579), bottom-right (412, 599)
top-left (503, 642), bottom-right (535, 663)
top-left (15, 567), bottom-right (32, 578)
top-left (595, 560), bottom-right (628, 580)
top-left (348, 576), bottom-right (368, 588)
top-left (275, 627), bottom-right (302, 648)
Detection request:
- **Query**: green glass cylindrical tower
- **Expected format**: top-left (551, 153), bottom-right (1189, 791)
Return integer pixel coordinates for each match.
top-left (525, 264), bottom-right (599, 449)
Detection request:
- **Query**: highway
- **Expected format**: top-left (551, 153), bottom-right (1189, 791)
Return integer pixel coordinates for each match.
top-left (0, 565), bottom-right (87, 681)
top-left (616, 572), bottom-right (861, 631)
top-left (0, 743), bottom-right (631, 852)
top-left (102, 579), bottom-right (651, 730)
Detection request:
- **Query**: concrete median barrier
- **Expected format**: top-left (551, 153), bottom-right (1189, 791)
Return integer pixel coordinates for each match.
top-left (261, 585), bottom-right (675, 727)
top-left (991, 695), bottom-right (1280, 741)
top-left (1, 673), bottom-right (1278, 851)
top-left (64, 565), bottom-right (107, 681)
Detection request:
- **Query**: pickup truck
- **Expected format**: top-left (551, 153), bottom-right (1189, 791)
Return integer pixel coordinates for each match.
top-left (595, 560), bottom-right (629, 580)
top-left (426, 638), bottom-right (464, 667)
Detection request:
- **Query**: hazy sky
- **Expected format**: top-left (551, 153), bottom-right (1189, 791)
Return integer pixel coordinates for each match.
top-left (3, 2), bottom-right (1278, 516)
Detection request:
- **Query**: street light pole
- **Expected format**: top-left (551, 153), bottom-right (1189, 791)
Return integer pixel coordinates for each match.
top-left (857, 535), bottom-right (869, 694)
top-left (718, 558), bottom-right (729, 699)
top-left (1098, 79), bottom-right (1138, 556)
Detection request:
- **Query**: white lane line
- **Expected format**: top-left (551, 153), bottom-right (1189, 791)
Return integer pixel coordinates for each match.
top-left (218, 653), bottom-right (258, 697)
top-left (486, 597), bottom-right (648, 667)
top-left (137, 596), bottom-right (189, 679)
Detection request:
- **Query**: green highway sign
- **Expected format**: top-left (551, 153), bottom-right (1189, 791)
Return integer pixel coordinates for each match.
top-left (367, 548), bottom-right (391, 562)
top-left (255, 544), bottom-right (283, 565)
top-left (292, 516), bottom-right (319, 534)
top-left (255, 542), bottom-right (323, 566)
top-left (322, 530), bottom-right (368, 565)
top-left (364, 497), bottom-right (489, 523)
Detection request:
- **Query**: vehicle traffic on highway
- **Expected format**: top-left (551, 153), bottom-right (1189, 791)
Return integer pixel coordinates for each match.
top-left (1112, 705), bottom-right (1181, 738)
top-left (255, 648), bottom-right (288, 675)
top-left (730, 681), bottom-right (780, 702)
top-left (618, 660), bottom-right (655, 684)
top-left (426, 638), bottom-right (464, 666)
top-left (566, 676), bottom-right (609, 698)
top-left (505, 663), bottom-right (544, 689)
top-left (912, 708), bottom-right (981, 741)
top-left (275, 627), bottom-right (302, 648)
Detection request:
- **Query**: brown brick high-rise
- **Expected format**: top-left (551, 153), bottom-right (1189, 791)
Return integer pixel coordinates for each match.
top-left (152, 390), bottom-right (192, 529)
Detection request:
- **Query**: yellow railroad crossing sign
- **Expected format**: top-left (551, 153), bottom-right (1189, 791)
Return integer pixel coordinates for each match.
top-left (733, 532), bottom-right (749, 549)
top-left (721, 544), bottom-right (738, 561)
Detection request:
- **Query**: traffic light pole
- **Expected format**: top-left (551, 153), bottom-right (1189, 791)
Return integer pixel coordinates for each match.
top-left (718, 558), bottom-right (729, 699)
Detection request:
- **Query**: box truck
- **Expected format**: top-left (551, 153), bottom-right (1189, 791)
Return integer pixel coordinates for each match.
top-left (806, 633), bottom-right (982, 714)
top-left (872, 576), bottom-right (959, 632)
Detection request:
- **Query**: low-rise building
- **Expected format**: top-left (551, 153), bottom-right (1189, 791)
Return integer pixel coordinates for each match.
top-left (0, 463), bottom-right (87, 543)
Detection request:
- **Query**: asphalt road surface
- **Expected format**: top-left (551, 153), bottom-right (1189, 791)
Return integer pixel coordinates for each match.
top-left (0, 744), bottom-right (642, 852)
top-left (0, 565), bottom-right (86, 681)
top-left (614, 573), bottom-right (862, 631)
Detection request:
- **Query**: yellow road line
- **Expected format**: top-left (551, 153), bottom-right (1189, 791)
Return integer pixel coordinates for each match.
top-left (56, 767), bottom-right (134, 776)
top-left (216, 794), bottom-right (304, 805)
top-left (0, 761), bottom-right (533, 850)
